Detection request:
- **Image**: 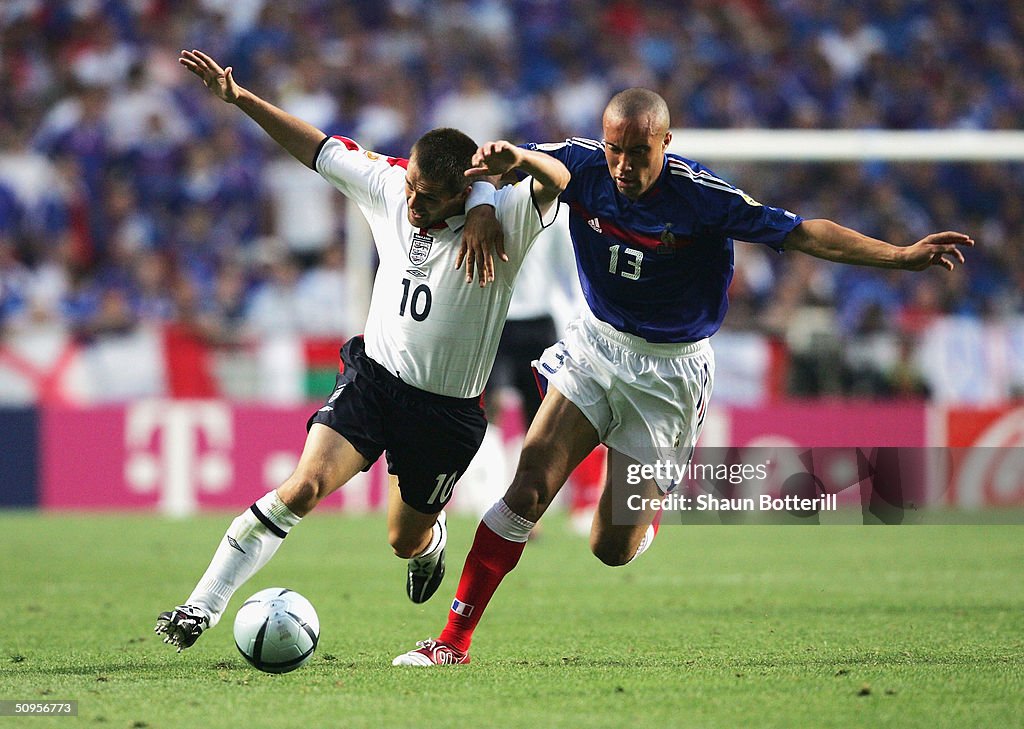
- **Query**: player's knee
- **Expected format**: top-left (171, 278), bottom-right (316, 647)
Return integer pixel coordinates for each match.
top-left (590, 537), bottom-right (632, 567)
top-left (503, 481), bottom-right (552, 522)
top-left (505, 463), bottom-right (559, 522)
top-left (278, 473), bottom-right (329, 515)
top-left (388, 527), bottom-right (426, 559)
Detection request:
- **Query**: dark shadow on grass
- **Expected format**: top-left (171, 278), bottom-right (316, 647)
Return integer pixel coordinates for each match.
top-left (730, 648), bottom-right (1024, 670)
top-left (11, 657), bottom-right (255, 678)
top-left (499, 657), bottom-right (681, 669)
top-left (490, 645), bottom-right (1024, 672)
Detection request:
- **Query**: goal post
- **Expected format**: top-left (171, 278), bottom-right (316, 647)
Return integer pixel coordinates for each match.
top-left (666, 129), bottom-right (1024, 161)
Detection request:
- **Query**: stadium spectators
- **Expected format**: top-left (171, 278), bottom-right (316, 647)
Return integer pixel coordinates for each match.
top-left (0, 0), bottom-right (1022, 402)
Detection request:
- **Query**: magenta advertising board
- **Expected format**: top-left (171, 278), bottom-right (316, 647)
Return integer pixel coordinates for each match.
top-left (42, 400), bottom-right (1021, 513)
top-left (689, 402), bottom-right (929, 507)
top-left (41, 401), bottom-right (387, 513)
top-left (725, 402), bottom-right (926, 447)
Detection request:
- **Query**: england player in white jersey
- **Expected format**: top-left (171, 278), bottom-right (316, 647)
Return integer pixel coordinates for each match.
top-left (316, 133), bottom-right (559, 397)
top-left (156, 50), bottom-right (569, 652)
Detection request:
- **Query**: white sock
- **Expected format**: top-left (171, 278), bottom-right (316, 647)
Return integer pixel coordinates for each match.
top-left (482, 499), bottom-right (535, 544)
top-left (627, 524), bottom-right (656, 564)
top-left (410, 511), bottom-right (447, 562)
top-left (186, 490), bottom-right (301, 627)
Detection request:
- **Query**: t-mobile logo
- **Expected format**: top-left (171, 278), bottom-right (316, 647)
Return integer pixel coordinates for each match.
top-left (124, 400), bottom-right (234, 516)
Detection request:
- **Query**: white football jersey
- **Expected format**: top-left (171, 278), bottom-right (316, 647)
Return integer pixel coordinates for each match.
top-left (316, 135), bottom-right (559, 398)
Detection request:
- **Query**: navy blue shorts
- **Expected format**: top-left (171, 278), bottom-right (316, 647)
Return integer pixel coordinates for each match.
top-left (307, 337), bottom-right (487, 514)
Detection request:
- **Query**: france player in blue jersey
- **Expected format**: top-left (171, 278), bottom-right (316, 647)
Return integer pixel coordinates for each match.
top-left (521, 134), bottom-right (802, 343)
top-left (393, 88), bottom-right (973, 666)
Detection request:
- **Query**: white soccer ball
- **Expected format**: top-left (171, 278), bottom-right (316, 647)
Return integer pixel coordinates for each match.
top-left (233, 588), bottom-right (320, 674)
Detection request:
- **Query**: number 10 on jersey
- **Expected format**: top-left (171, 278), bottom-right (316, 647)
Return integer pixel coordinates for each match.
top-left (399, 278), bottom-right (432, 321)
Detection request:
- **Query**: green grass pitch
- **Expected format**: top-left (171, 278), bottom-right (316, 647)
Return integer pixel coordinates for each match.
top-left (1, 511), bottom-right (1021, 728)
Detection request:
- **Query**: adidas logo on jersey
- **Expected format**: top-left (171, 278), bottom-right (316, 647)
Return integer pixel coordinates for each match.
top-left (588, 217), bottom-right (602, 233)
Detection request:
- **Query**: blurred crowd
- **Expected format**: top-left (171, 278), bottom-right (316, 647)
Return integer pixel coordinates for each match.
top-left (0, 0), bottom-right (1022, 401)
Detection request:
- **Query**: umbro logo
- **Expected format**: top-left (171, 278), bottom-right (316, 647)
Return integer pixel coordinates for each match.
top-left (319, 383), bottom-right (347, 412)
top-left (406, 268), bottom-right (428, 279)
top-left (588, 217), bottom-right (602, 233)
top-left (227, 536), bottom-right (245, 554)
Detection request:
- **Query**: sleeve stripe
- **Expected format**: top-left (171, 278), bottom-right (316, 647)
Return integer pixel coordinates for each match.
top-left (534, 141), bottom-right (570, 152)
top-left (668, 161), bottom-right (742, 195)
top-left (669, 169), bottom-right (739, 194)
top-left (667, 159), bottom-right (734, 189)
top-left (332, 135), bottom-right (361, 151)
top-left (312, 136), bottom-right (331, 167)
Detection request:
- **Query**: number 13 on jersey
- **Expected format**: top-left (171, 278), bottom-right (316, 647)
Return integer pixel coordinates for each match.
top-left (609, 245), bottom-right (643, 280)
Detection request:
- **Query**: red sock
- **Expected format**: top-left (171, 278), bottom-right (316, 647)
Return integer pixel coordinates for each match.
top-left (652, 507), bottom-right (663, 536)
top-left (438, 521), bottom-right (527, 653)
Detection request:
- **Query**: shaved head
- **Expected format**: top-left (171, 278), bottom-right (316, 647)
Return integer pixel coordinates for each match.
top-left (601, 89), bottom-right (672, 199)
top-left (604, 88), bottom-right (670, 135)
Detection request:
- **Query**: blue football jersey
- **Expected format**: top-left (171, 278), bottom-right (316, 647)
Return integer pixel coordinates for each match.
top-left (526, 137), bottom-right (803, 343)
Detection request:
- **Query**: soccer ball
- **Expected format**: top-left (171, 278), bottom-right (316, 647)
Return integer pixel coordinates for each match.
top-left (233, 588), bottom-right (320, 674)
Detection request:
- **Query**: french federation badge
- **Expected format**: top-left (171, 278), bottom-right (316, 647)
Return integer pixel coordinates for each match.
top-left (656, 223), bottom-right (677, 255)
top-left (409, 232), bottom-right (434, 265)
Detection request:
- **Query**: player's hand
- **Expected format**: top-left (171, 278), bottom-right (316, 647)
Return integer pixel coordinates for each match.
top-left (457, 206), bottom-right (507, 286)
top-left (465, 141), bottom-right (523, 178)
top-left (179, 49), bottom-right (241, 104)
top-left (901, 231), bottom-right (975, 271)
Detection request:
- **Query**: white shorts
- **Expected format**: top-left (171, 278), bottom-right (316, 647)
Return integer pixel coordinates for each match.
top-left (533, 313), bottom-right (715, 483)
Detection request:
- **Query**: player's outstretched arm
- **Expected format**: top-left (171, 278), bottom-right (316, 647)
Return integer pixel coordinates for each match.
top-left (458, 143), bottom-right (570, 286)
top-left (179, 49), bottom-right (325, 170)
top-left (783, 219), bottom-right (975, 271)
top-left (466, 141), bottom-right (570, 214)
